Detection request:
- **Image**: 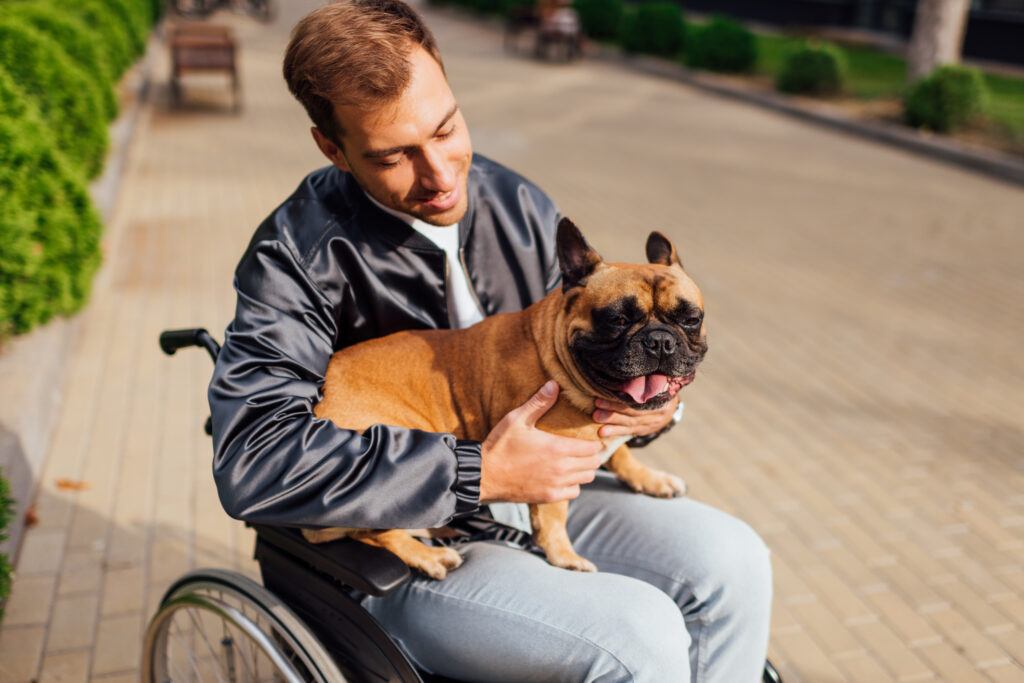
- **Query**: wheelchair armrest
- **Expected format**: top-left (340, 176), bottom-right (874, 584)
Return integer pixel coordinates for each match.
top-left (251, 524), bottom-right (412, 597)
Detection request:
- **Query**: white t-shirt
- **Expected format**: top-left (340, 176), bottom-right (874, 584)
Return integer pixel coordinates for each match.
top-left (365, 192), bottom-right (531, 531)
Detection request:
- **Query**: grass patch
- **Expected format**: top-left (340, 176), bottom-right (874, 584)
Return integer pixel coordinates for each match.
top-left (749, 28), bottom-right (1024, 152)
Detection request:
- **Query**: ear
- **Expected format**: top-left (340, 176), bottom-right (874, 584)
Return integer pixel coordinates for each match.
top-left (556, 217), bottom-right (602, 291)
top-left (311, 127), bottom-right (351, 173)
top-left (646, 231), bottom-right (681, 267)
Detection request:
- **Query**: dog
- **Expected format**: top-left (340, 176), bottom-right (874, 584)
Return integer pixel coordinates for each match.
top-left (302, 218), bottom-right (707, 579)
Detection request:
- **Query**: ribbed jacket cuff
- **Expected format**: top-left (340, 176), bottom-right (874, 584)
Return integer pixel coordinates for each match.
top-left (451, 439), bottom-right (482, 517)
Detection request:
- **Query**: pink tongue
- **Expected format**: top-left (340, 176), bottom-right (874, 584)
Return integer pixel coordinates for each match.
top-left (621, 374), bottom-right (669, 403)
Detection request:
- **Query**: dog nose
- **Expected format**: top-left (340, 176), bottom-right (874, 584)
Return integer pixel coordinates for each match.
top-left (642, 330), bottom-right (677, 357)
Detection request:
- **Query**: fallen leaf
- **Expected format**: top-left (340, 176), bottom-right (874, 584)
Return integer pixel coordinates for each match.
top-left (55, 478), bottom-right (90, 491)
top-left (24, 504), bottom-right (38, 528)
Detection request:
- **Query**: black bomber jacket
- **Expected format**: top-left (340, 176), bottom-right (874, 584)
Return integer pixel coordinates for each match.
top-left (209, 154), bottom-right (563, 530)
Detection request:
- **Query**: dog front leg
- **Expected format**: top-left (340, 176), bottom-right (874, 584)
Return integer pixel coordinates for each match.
top-left (606, 445), bottom-right (687, 497)
top-left (529, 501), bottom-right (596, 572)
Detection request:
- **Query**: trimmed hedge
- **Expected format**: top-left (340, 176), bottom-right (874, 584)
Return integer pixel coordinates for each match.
top-left (620, 2), bottom-right (685, 57)
top-left (0, 3), bottom-right (118, 120)
top-left (0, 68), bottom-right (103, 335)
top-left (574, 0), bottom-right (623, 41)
top-left (51, 0), bottom-right (136, 78)
top-left (776, 42), bottom-right (847, 96)
top-left (0, 17), bottom-right (109, 178)
top-left (0, 470), bottom-right (13, 622)
top-left (686, 16), bottom-right (756, 73)
top-left (904, 65), bottom-right (988, 133)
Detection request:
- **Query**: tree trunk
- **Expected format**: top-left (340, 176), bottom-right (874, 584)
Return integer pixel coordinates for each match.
top-left (906, 0), bottom-right (971, 83)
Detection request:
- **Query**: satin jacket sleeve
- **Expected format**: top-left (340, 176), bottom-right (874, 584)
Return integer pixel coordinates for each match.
top-left (208, 237), bottom-right (481, 530)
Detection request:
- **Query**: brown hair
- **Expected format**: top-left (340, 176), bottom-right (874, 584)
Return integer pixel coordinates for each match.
top-left (283, 0), bottom-right (444, 144)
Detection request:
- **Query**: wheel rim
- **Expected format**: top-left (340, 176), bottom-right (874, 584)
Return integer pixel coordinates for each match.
top-left (144, 582), bottom-right (333, 682)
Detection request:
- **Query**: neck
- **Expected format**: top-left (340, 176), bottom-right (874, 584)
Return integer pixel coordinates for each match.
top-left (528, 291), bottom-right (600, 415)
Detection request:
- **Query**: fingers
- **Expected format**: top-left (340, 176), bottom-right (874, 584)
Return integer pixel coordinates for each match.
top-left (517, 380), bottom-right (560, 428)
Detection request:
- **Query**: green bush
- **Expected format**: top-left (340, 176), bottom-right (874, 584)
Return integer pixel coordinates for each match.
top-left (776, 42), bottom-right (847, 96)
top-left (0, 17), bottom-right (109, 177)
top-left (686, 16), bottom-right (756, 73)
top-left (51, 0), bottom-right (136, 78)
top-left (0, 68), bottom-right (103, 335)
top-left (620, 2), bottom-right (685, 57)
top-left (574, 0), bottom-right (624, 40)
top-left (0, 3), bottom-right (118, 120)
top-left (904, 65), bottom-right (988, 133)
top-left (106, 0), bottom-right (151, 58)
top-left (0, 470), bottom-right (13, 622)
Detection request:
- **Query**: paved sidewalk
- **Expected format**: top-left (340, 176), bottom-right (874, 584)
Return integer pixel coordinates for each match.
top-left (2, 1), bottom-right (1023, 681)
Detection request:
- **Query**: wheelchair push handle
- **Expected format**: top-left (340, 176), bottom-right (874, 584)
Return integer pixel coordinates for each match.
top-left (159, 327), bottom-right (221, 364)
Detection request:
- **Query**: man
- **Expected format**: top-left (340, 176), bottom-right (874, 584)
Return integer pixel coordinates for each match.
top-left (209, 1), bottom-right (772, 680)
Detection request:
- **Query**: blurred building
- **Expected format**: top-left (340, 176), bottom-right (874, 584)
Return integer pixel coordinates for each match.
top-left (679, 0), bottom-right (1024, 66)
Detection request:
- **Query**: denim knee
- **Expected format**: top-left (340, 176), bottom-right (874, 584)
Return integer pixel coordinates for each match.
top-left (586, 579), bottom-right (692, 683)
top-left (687, 514), bottom-right (773, 625)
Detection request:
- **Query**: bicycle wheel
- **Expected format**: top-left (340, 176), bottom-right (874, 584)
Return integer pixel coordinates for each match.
top-left (142, 568), bottom-right (347, 682)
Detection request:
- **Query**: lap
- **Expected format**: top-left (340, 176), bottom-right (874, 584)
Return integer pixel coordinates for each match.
top-left (567, 472), bottom-right (770, 612)
top-left (362, 540), bottom-right (689, 682)
top-left (362, 472), bottom-right (769, 682)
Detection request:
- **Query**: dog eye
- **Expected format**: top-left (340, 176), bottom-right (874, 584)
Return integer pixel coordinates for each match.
top-left (611, 314), bottom-right (630, 328)
top-left (682, 315), bottom-right (702, 329)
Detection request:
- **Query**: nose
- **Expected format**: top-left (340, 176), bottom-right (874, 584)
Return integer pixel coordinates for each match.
top-left (417, 145), bottom-right (455, 194)
top-left (642, 329), bottom-right (677, 358)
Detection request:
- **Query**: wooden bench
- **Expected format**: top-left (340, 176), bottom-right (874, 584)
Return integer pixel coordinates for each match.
top-left (169, 23), bottom-right (240, 111)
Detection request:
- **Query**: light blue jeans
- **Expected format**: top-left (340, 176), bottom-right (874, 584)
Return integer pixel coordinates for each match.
top-left (362, 472), bottom-right (773, 682)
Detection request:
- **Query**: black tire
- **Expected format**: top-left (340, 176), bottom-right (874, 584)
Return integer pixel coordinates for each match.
top-left (142, 568), bottom-right (346, 682)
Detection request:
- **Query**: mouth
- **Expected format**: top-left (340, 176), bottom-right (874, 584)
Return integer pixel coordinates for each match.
top-left (579, 354), bottom-right (696, 407)
top-left (615, 372), bottom-right (695, 405)
top-left (415, 184), bottom-right (460, 213)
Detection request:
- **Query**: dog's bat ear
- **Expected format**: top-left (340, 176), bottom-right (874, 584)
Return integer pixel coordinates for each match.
top-left (557, 217), bottom-right (602, 291)
top-left (646, 231), bottom-right (682, 267)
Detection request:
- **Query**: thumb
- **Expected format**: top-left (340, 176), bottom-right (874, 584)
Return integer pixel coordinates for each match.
top-left (519, 380), bottom-right (559, 427)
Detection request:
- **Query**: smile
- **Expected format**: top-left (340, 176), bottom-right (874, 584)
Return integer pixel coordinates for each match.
top-left (419, 185), bottom-right (460, 212)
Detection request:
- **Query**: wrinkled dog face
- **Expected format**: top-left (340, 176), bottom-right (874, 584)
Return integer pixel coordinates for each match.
top-left (557, 219), bottom-right (708, 410)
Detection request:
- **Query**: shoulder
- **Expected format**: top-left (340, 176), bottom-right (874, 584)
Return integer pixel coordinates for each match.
top-left (470, 154), bottom-right (558, 221)
top-left (237, 165), bottom-right (360, 274)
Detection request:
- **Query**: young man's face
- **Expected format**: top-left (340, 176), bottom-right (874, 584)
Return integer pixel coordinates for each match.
top-left (312, 45), bottom-right (473, 227)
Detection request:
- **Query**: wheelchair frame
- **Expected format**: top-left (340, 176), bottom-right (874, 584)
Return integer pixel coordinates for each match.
top-left (143, 328), bottom-right (782, 683)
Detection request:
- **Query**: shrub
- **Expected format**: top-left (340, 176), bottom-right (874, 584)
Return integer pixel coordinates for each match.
top-left (0, 470), bottom-right (13, 622)
top-left (620, 2), bottom-right (685, 57)
top-left (686, 16), bottom-right (756, 73)
top-left (0, 17), bottom-right (109, 177)
top-left (106, 0), bottom-right (151, 58)
top-left (51, 0), bottom-right (136, 78)
top-left (776, 42), bottom-right (847, 96)
top-left (0, 3), bottom-right (118, 120)
top-left (574, 0), bottom-right (624, 41)
top-left (904, 65), bottom-right (988, 133)
top-left (0, 68), bottom-right (103, 335)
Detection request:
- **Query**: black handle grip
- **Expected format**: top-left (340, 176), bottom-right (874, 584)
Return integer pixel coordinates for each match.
top-left (158, 328), bottom-right (221, 363)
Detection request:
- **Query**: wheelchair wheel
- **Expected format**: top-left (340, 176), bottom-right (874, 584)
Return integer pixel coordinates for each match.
top-left (142, 568), bottom-right (346, 682)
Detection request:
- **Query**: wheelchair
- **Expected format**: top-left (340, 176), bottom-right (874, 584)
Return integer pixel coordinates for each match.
top-left (143, 328), bottom-right (783, 683)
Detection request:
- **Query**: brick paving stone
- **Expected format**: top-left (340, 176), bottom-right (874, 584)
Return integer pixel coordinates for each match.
top-left (90, 614), bottom-right (142, 676)
top-left (0, 625), bottom-right (46, 682)
top-left (45, 594), bottom-right (99, 654)
top-left (38, 649), bottom-right (90, 683)
top-left (2, 574), bottom-right (57, 627)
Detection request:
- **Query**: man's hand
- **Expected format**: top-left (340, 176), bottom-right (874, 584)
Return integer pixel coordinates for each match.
top-left (592, 395), bottom-right (680, 439)
top-left (480, 381), bottom-right (604, 504)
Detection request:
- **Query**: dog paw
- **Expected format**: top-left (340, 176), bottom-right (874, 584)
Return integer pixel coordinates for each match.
top-left (412, 546), bottom-right (464, 580)
top-left (547, 551), bottom-right (597, 573)
top-left (631, 470), bottom-right (687, 498)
